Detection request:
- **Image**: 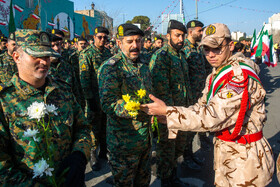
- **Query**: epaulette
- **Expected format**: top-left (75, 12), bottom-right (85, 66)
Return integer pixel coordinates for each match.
top-left (107, 54), bottom-right (122, 66)
top-left (0, 82), bottom-right (12, 94)
top-left (160, 50), bottom-right (167, 56)
top-left (82, 45), bottom-right (93, 53)
top-left (51, 76), bottom-right (72, 89)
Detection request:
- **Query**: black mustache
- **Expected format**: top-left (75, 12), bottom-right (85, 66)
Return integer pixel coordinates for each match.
top-left (130, 49), bottom-right (140, 52)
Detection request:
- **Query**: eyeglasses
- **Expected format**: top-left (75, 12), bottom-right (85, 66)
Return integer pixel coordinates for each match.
top-left (97, 36), bottom-right (108, 40)
top-left (203, 44), bottom-right (229, 56)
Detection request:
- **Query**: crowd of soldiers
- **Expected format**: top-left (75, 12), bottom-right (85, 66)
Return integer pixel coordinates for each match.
top-left (0, 18), bottom-right (277, 187)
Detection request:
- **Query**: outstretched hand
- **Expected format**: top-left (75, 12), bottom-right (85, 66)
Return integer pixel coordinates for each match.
top-left (140, 94), bottom-right (167, 116)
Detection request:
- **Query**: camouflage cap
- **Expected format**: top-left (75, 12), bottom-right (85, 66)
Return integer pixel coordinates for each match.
top-left (199, 23), bottom-right (231, 48)
top-left (15, 29), bottom-right (60, 57)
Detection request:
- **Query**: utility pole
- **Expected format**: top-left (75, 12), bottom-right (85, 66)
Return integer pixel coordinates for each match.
top-left (120, 13), bottom-right (127, 23)
top-left (195, 0), bottom-right (198, 20)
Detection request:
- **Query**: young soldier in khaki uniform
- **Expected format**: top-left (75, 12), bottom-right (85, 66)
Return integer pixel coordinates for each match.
top-left (141, 23), bottom-right (274, 187)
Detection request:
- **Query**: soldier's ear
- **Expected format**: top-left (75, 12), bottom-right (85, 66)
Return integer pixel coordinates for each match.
top-left (13, 50), bottom-right (21, 64)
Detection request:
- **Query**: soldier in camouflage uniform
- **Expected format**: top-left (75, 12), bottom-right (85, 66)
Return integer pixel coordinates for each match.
top-left (69, 37), bottom-right (88, 109)
top-left (149, 20), bottom-right (191, 187)
top-left (141, 37), bottom-right (153, 60)
top-left (47, 32), bottom-right (82, 107)
top-left (62, 38), bottom-right (76, 62)
top-left (0, 36), bottom-right (7, 54)
top-left (151, 35), bottom-right (164, 54)
top-left (0, 32), bottom-right (17, 84)
top-left (142, 23), bottom-right (274, 187)
top-left (182, 20), bottom-right (209, 171)
top-left (79, 26), bottom-right (112, 170)
top-left (98, 23), bottom-right (153, 187)
top-left (0, 29), bottom-right (93, 186)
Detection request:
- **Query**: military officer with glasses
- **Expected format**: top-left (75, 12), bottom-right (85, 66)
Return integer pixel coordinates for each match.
top-left (79, 26), bottom-right (112, 171)
top-left (141, 23), bottom-right (274, 187)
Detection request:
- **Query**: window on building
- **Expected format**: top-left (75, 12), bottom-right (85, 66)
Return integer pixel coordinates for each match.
top-left (26, 0), bottom-right (34, 8)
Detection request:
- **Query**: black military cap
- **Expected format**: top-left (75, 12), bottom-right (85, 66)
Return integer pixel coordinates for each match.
top-left (109, 40), bottom-right (115, 45)
top-left (186, 20), bottom-right (204, 29)
top-left (0, 36), bottom-right (7, 42)
top-left (94, 26), bottom-right (109, 35)
top-left (50, 34), bottom-right (62, 42)
top-left (51, 29), bottom-right (65, 37)
top-left (8, 32), bottom-right (15, 41)
top-left (154, 35), bottom-right (163, 41)
top-left (117, 23), bottom-right (144, 38)
top-left (167, 20), bottom-right (186, 33)
top-left (142, 37), bottom-right (151, 43)
top-left (64, 39), bottom-right (71, 43)
top-left (76, 37), bottom-right (87, 42)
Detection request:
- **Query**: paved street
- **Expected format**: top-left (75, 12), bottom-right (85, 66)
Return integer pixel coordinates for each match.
top-left (85, 62), bottom-right (280, 187)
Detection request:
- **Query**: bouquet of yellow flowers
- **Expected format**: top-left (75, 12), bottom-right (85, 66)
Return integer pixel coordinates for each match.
top-left (122, 89), bottom-right (160, 142)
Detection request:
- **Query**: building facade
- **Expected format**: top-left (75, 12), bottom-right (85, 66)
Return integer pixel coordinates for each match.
top-left (0, 0), bottom-right (112, 39)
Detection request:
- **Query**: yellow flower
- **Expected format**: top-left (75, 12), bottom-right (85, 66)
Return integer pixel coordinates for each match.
top-left (128, 111), bottom-right (138, 117)
top-left (124, 100), bottom-right (140, 111)
top-left (137, 89), bottom-right (146, 99)
top-left (122, 94), bottom-right (131, 103)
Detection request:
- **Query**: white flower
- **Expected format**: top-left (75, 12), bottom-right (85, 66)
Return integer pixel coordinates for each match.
top-left (23, 129), bottom-right (39, 138)
top-left (27, 102), bottom-right (47, 121)
top-left (46, 104), bottom-right (58, 115)
top-left (32, 158), bottom-right (49, 178)
top-left (45, 167), bottom-right (54, 176)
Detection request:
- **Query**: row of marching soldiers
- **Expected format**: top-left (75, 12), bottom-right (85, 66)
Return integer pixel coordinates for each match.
top-left (0, 19), bottom-right (277, 187)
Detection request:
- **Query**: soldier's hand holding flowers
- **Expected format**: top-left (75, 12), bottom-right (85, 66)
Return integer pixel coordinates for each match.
top-left (140, 94), bottom-right (168, 124)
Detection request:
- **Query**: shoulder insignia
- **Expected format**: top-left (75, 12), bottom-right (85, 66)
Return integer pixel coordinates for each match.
top-left (81, 64), bottom-right (87, 71)
top-left (108, 59), bottom-right (116, 65)
top-left (161, 50), bottom-right (167, 55)
top-left (107, 54), bottom-right (121, 66)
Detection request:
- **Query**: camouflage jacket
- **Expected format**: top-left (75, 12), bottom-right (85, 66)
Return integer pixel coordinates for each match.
top-left (0, 51), bottom-right (17, 84)
top-left (48, 57), bottom-right (82, 106)
top-left (79, 45), bottom-right (112, 101)
top-left (69, 50), bottom-right (85, 108)
top-left (182, 39), bottom-right (207, 104)
top-left (150, 44), bottom-right (192, 107)
top-left (141, 47), bottom-right (152, 61)
top-left (98, 52), bottom-right (153, 153)
top-left (61, 48), bottom-right (76, 63)
top-left (0, 74), bottom-right (93, 186)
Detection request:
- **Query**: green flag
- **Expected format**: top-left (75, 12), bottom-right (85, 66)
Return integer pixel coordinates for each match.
top-left (9, 0), bottom-right (16, 33)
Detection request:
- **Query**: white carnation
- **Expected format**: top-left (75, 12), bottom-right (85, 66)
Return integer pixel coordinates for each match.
top-left (23, 129), bottom-right (39, 138)
top-left (46, 104), bottom-right (58, 115)
top-left (32, 158), bottom-right (49, 178)
top-left (27, 102), bottom-right (47, 121)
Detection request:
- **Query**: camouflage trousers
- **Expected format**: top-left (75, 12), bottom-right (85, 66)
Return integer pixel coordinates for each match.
top-left (108, 146), bottom-right (151, 187)
top-left (156, 122), bottom-right (188, 179)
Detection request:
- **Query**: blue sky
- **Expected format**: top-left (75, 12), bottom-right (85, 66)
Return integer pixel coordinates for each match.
top-left (72, 0), bottom-right (279, 35)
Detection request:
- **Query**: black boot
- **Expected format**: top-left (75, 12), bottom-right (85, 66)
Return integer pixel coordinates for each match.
top-left (170, 168), bottom-right (189, 187)
top-left (161, 178), bottom-right (171, 187)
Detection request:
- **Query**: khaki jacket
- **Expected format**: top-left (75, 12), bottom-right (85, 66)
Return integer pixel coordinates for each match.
top-left (166, 54), bottom-right (274, 186)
